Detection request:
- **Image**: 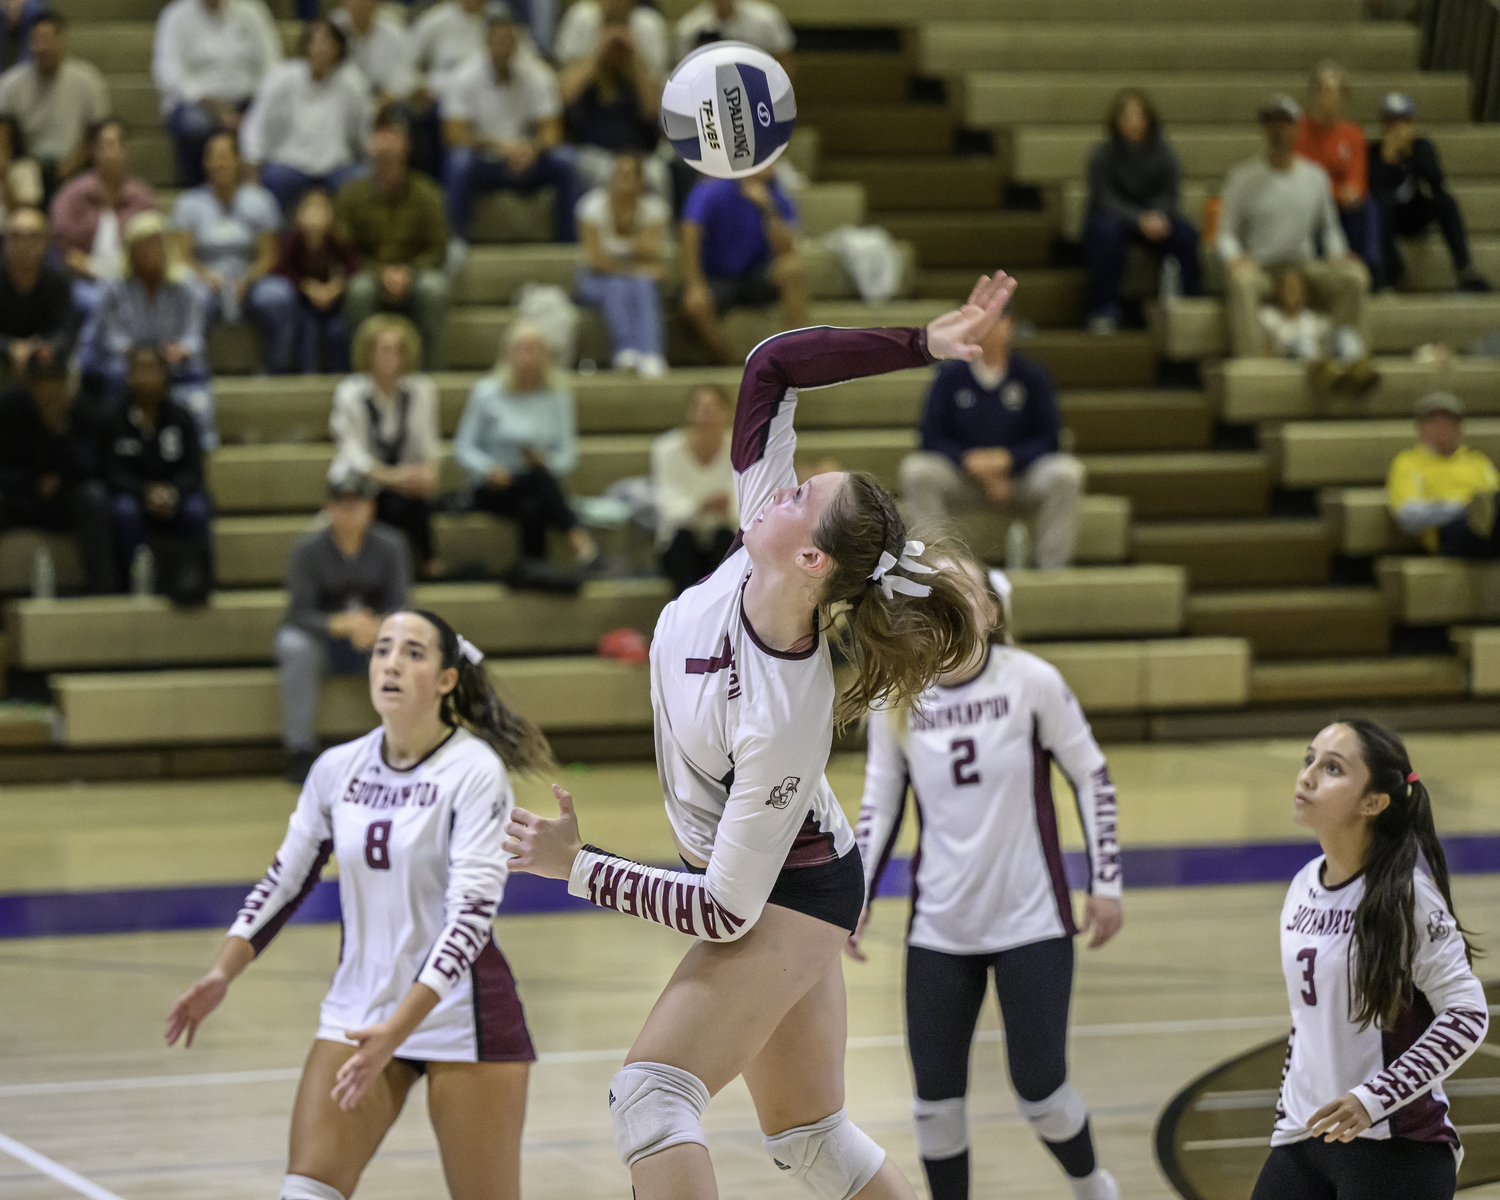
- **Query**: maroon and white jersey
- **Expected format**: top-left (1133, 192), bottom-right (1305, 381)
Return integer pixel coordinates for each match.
top-left (1272, 856), bottom-right (1488, 1155)
top-left (567, 326), bottom-right (937, 940)
top-left (856, 644), bottom-right (1121, 955)
top-left (230, 727), bottom-right (526, 1062)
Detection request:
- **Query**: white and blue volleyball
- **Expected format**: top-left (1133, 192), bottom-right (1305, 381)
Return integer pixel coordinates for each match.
top-left (660, 41), bottom-right (796, 179)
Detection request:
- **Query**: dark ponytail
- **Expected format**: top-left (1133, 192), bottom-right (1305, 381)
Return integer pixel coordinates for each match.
top-left (408, 609), bottom-right (554, 774)
top-left (1342, 717), bottom-right (1476, 1029)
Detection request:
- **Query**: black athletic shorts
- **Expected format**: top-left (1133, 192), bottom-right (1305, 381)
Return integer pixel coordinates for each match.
top-left (684, 846), bottom-right (865, 934)
top-left (708, 262), bottom-right (780, 313)
top-left (1250, 1135), bottom-right (1457, 1200)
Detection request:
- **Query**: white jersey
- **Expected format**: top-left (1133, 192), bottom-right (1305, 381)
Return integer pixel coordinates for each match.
top-left (230, 727), bottom-right (528, 1062)
top-left (567, 325), bottom-right (940, 940)
top-left (856, 645), bottom-right (1121, 956)
top-left (1272, 856), bottom-right (1488, 1155)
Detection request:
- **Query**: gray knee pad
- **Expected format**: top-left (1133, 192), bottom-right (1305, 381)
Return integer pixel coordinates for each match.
top-left (763, 1107), bottom-right (886, 1200)
top-left (609, 1061), bottom-right (711, 1167)
top-left (1018, 1082), bottom-right (1088, 1144)
top-left (280, 1176), bottom-right (345, 1200)
top-left (913, 1095), bottom-right (968, 1160)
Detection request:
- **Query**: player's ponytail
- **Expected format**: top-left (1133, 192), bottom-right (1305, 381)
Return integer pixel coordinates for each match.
top-left (408, 609), bottom-right (554, 774)
top-left (812, 471), bottom-right (979, 729)
top-left (1343, 717), bottom-right (1476, 1029)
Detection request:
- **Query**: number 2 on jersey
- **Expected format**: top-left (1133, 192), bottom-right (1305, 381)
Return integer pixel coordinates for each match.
top-left (1296, 947), bottom-right (1316, 1006)
top-left (950, 738), bottom-right (980, 787)
top-left (365, 820), bottom-right (393, 870)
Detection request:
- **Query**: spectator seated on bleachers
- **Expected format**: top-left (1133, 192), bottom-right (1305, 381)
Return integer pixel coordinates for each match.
top-left (171, 131), bottom-right (294, 374)
top-left (680, 165), bottom-right (806, 365)
top-left (331, 315), bottom-right (444, 578)
top-left (152, 0), bottom-right (282, 188)
top-left (275, 471), bottom-right (410, 783)
top-left (84, 211), bottom-right (217, 450)
top-left (454, 321), bottom-right (597, 565)
top-left (331, 0), bottom-right (416, 112)
top-left (241, 19), bottom-right (373, 218)
top-left (575, 153), bottom-right (667, 376)
top-left (0, 11), bottom-right (106, 196)
top-left (1387, 391), bottom-right (1500, 560)
top-left (1217, 95), bottom-right (1369, 361)
top-left (0, 205), bottom-right (75, 378)
top-left (0, 113), bottom-right (43, 221)
top-left (0, 357), bottom-right (112, 593)
top-left (409, 0), bottom-right (486, 176)
top-left (335, 114), bottom-right (449, 371)
top-left (1082, 87), bottom-right (1201, 335)
top-left (1371, 92), bottom-right (1489, 294)
top-left (1259, 266), bottom-right (1377, 398)
top-left (102, 344), bottom-right (213, 601)
top-left (443, 3), bottom-right (576, 252)
top-left (276, 186), bottom-right (357, 372)
top-left (673, 0), bottom-right (793, 67)
top-left (899, 304), bottom-right (1085, 569)
top-left (0, 0), bottom-right (45, 72)
top-left (555, 0), bottom-right (669, 197)
top-left (652, 382), bottom-right (736, 594)
top-left (1295, 60), bottom-right (1379, 277)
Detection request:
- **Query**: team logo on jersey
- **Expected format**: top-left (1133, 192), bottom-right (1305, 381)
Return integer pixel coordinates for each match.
top-left (1427, 909), bottom-right (1451, 942)
top-left (766, 776), bottom-right (801, 809)
top-left (1001, 381), bottom-right (1027, 411)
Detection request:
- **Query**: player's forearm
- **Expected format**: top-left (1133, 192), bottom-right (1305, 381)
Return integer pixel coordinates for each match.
top-left (1351, 1003), bottom-right (1489, 1122)
top-left (385, 982), bottom-right (443, 1041)
top-left (568, 846), bottom-right (753, 941)
top-left (208, 934), bottom-right (256, 984)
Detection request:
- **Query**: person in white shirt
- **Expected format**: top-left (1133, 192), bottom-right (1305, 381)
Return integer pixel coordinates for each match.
top-left (0, 12), bottom-right (108, 189)
top-left (242, 19), bottom-right (373, 217)
top-left (407, 0), bottom-right (485, 176)
top-left (1252, 718), bottom-right (1486, 1200)
top-left (152, 0), bottom-right (281, 187)
top-left (167, 607), bottom-right (549, 1200)
top-left (502, 274), bottom-right (1014, 1200)
top-left (331, 0), bottom-right (415, 108)
top-left (575, 154), bottom-right (668, 374)
top-left (850, 556), bottom-right (1122, 1200)
top-left (674, 0), bottom-right (794, 66)
top-left (651, 382), bottom-right (737, 592)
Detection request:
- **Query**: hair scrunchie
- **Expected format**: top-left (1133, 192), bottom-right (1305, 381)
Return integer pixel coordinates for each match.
top-left (456, 634), bottom-right (485, 665)
top-left (1405, 770), bottom-right (1420, 785)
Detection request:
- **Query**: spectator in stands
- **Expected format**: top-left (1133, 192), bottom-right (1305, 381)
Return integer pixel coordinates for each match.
top-left (335, 115), bottom-right (450, 370)
top-left (1217, 95), bottom-right (1370, 359)
top-left (241, 19), bottom-right (373, 217)
top-left (680, 164), bottom-right (806, 365)
top-left (673, 0), bottom-right (793, 68)
top-left (0, 12), bottom-right (107, 195)
top-left (0, 0), bottom-right (45, 72)
top-left (0, 357), bottom-right (113, 593)
top-left (555, 0), bottom-right (669, 196)
top-left (0, 113), bottom-right (43, 219)
top-left (0, 206), bottom-right (75, 377)
top-left (576, 153), bottom-right (668, 375)
top-left (1370, 92), bottom-right (1489, 293)
top-left (331, 0), bottom-right (415, 110)
top-left (330, 315), bottom-right (444, 578)
top-left (1296, 60), bottom-right (1379, 273)
top-left (276, 187), bottom-right (357, 372)
top-left (409, 0), bottom-right (486, 176)
top-left (899, 303), bottom-right (1085, 569)
top-left (455, 322), bottom-right (597, 565)
top-left (652, 382), bottom-right (736, 594)
top-left (171, 132), bottom-right (294, 374)
top-left (275, 472), bottom-right (411, 783)
top-left (1082, 87), bottom-right (1201, 334)
top-left (443, 4), bottom-right (576, 250)
top-left (1387, 392), bottom-right (1500, 559)
top-left (152, 0), bottom-right (282, 188)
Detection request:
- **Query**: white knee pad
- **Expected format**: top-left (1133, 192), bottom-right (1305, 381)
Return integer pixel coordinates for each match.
top-left (280, 1176), bottom-right (345, 1200)
top-left (1018, 1082), bottom-right (1088, 1144)
top-left (912, 1095), bottom-right (968, 1160)
top-left (763, 1107), bottom-right (886, 1200)
top-left (608, 1061), bottom-right (711, 1167)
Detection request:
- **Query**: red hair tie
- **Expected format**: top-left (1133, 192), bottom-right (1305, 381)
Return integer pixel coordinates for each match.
top-left (1406, 771), bottom-right (1420, 784)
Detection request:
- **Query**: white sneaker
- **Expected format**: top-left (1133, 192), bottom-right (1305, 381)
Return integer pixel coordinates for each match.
top-left (612, 349), bottom-right (641, 372)
top-left (445, 236), bottom-right (469, 279)
top-left (639, 353), bottom-right (667, 378)
top-left (1070, 1167), bottom-right (1118, 1200)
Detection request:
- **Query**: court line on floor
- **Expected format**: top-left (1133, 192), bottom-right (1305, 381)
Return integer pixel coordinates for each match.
top-left (0, 1130), bottom-right (126, 1200)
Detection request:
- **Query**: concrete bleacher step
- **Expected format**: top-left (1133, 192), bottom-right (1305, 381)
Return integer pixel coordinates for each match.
top-left (991, 268), bottom-right (1086, 327)
top-left (800, 106), bottom-right (958, 158)
top-left (1208, 357), bottom-right (1500, 423)
top-left (873, 211), bottom-right (1057, 269)
top-left (1130, 518), bottom-right (1331, 587)
top-left (1082, 452), bottom-right (1272, 519)
top-left (1020, 332), bottom-right (1158, 388)
top-left (1063, 390), bottom-right (1214, 452)
top-left (1461, 627), bottom-right (1500, 695)
top-left (792, 52), bottom-right (910, 105)
top-left (1377, 556), bottom-right (1500, 623)
top-left (820, 157), bottom-right (1005, 212)
top-left (1185, 588), bottom-right (1391, 659)
top-left (1320, 487), bottom-right (1418, 557)
top-left (954, 496), bottom-right (1130, 565)
top-left (1031, 637), bottom-right (1250, 712)
top-left (1263, 417), bottom-right (1500, 487)
top-left (1249, 655), bottom-right (1466, 705)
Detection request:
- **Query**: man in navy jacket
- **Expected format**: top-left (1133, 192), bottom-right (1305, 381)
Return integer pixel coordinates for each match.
top-left (900, 308), bottom-right (1084, 566)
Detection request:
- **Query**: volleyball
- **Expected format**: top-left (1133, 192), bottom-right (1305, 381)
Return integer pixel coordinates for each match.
top-left (660, 41), bottom-right (796, 179)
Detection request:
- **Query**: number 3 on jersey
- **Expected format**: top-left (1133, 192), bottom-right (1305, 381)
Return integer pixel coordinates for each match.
top-left (365, 819), bottom-right (393, 870)
top-left (1296, 947), bottom-right (1316, 1006)
top-left (950, 738), bottom-right (980, 787)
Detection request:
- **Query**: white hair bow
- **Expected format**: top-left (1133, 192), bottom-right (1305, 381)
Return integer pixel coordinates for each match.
top-left (456, 634), bottom-right (485, 665)
top-left (869, 539), bottom-right (936, 600)
top-left (987, 568), bottom-right (1016, 644)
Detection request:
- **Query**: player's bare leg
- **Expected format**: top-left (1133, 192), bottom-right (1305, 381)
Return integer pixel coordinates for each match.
top-left (772, 251), bottom-right (810, 333)
top-left (427, 1060), bottom-right (529, 1200)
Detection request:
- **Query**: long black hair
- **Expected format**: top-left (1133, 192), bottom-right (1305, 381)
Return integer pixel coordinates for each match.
top-left (1341, 717), bottom-right (1476, 1029)
top-left (405, 609), bottom-right (553, 774)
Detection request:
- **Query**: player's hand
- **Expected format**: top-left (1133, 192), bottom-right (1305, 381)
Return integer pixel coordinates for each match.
top-left (504, 783), bottom-right (584, 879)
top-left (1080, 895), bottom-right (1123, 949)
top-left (165, 970), bottom-right (229, 1048)
top-left (1309, 1092), bottom-right (1372, 1143)
top-left (843, 905), bottom-right (871, 962)
top-left (332, 1022), bottom-right (401, 1111)
top-left (925, 271), bottom-right (1016, 361)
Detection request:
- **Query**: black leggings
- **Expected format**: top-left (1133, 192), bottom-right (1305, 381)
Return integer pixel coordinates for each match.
top-left (376, 489), bottom-right (434, 568)
top-left (472, 467), bottom-right (577, 560)
top-left (1251, 1136), bottom-right (1457, 1200)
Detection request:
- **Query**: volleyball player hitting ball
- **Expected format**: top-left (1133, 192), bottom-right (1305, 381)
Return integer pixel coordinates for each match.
top-left (1252, 718), bottom-right (1488, 1200)
top-left (505, 273), bottom-right (1014, 1200)
top-left (849, 555), bottom-right (1122, 1200)
top-left (165, 610), bottom-right (547, 1200)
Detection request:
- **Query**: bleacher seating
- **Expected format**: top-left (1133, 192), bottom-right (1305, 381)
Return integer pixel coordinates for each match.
top-left (1377, 558), bottom-right (1500, 624)
top-left (1264, 418), bottom-right (1500, 488)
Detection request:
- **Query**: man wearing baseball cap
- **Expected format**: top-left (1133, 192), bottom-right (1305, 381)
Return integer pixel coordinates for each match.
top-left (1370, 92), bottom-right (1488, 292)
top-left (1386, 391), bottom-right (1499, 558)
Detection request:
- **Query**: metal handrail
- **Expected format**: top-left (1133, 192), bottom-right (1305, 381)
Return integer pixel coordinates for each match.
top-left (1422, 0), bottom-right (1500, 121)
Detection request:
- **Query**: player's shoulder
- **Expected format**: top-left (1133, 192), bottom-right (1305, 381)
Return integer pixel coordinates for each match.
top-left (309, 727), bottom-right (382, 785)
top-left (1287, 854), bottom-right (1326, 896)
top-left (437, 727), bottom-right (507, 781)
top-left (994, 643), bottom-right (1069, 695)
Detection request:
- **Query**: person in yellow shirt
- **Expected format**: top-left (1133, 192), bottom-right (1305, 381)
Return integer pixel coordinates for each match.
top-left (1386, 391), bottom-right (1499, 556)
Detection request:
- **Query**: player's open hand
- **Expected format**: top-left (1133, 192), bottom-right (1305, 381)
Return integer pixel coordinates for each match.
top-left (332, 1023), bottom-right (401, 1111)
top-left (504, 784), bottom-right (585, 879)
top-left (925, 271), bottom-right (1017, 362)
top-left (1309, 1092), bottom-right (1372, 1142)
top-left (843, 905), bottom-right (872, 963)
top-left (1080, 895), bottom-right (1123, 949)
top-left (164, 970), bottom-right (228, 1048)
